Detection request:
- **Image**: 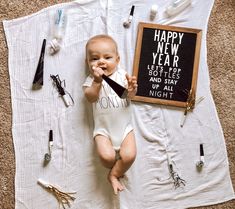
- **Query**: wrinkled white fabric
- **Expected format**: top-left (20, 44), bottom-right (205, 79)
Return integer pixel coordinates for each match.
top-left (3, 0), bottom-right (234, 209)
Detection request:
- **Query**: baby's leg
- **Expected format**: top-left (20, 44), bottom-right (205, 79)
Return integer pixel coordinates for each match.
top-left (108, 131), bottom-right (136, 194)
top-left (95, 135), bottom-right (116, 169)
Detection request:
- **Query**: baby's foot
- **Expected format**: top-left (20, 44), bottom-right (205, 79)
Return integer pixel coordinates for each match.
top-left (119, 174), bottom-right (128, 186)
top-left (108, 174), bottom-right (124, 195)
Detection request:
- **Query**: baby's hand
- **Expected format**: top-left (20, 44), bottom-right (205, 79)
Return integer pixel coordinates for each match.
top-left (92, 66), bottom-right (104, 83)
top-left (126, 74), bottom-right (138, 99)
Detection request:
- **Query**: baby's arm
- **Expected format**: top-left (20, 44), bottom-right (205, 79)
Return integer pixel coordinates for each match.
top-left (84, 67), bottom-right (104, 103)
top-left (126, 74), bottom-right (138, 99)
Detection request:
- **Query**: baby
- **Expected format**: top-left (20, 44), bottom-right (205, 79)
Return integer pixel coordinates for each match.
top-left (83, 34), bottom-right (138, 194)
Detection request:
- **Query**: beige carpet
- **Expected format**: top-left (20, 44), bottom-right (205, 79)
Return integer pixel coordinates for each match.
top-left (0, 0), bottom-right (234, 208)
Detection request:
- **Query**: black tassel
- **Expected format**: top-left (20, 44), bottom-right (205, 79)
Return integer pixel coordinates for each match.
top-left (50, 74), bottom-right (74, 107)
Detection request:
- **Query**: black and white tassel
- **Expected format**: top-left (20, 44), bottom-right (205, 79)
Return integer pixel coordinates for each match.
top-left (167, 154), bottom-right (186, 189)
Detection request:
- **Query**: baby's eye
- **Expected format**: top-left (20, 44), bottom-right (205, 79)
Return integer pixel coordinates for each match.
top-left (106, 56), bottom-right (112, 59)
top-left (91, 57), bottom-right (98, 61)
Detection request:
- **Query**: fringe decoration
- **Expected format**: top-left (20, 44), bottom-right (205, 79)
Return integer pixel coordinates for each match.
top-left (38, 179), bottom-right (76, 209)
top-left (167, 154), bottom-right (186, 189)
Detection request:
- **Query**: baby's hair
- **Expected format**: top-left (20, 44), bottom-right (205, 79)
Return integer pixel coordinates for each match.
top-left (86, 34), bottom-right (119, 56)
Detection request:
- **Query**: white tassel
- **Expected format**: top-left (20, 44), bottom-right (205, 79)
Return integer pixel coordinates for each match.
top-left (38, 179), bottom-right (76, 209)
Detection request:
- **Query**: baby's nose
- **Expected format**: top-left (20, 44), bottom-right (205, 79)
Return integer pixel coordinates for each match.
top-left (97, 59), bottom-right (106, 65)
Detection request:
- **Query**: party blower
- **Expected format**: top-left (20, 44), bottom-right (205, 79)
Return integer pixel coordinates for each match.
top-left (102, 74), bottom-right (128, 99)
top-left (32, 39), bottom-right (46, 90)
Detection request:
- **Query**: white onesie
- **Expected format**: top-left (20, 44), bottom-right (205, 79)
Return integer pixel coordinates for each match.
top-left (83, 67), bottom-right (133, 150)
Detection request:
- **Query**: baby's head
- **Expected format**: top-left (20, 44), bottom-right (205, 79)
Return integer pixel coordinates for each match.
top-left (86, 34), bottom-right (120, 76)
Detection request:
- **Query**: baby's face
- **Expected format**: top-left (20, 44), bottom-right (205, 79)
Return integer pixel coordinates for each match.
top-left (86, 39), bottom-right (120, 76)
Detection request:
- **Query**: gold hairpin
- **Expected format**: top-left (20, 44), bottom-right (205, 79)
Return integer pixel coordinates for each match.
top-left (180, 89), bottom-right (205, 127)
top-left (180, 89), bottom-right (195, 127)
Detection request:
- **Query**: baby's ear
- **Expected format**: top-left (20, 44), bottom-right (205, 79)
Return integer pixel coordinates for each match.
top-left (116, 55), bottom-right (120, 63)
top-left (84, 59), bottom-right (89, 74)
top-left (85, 58), bottom-right (91, 68)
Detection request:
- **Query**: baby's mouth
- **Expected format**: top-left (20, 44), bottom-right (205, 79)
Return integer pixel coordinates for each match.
top-left (100, 67), bottom-right (107, 71)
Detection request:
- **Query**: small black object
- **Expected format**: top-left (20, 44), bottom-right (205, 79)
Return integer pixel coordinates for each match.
top-left (200, 144), bottom-right (204, 156)
top-left (49, 130), bottom-right (53, 142)
top-left (196, 144), bottom-right (205, 171)
top-left (130, 5), bottom-right (135, 16)
top-left (123, 5), bottom-right (135, 28)
top-left (43, 130), bottom-right (53, 166)
top-left (32, 39), bottom-right (46, 90)
top-left (102, 74), bottom-right (128, 99)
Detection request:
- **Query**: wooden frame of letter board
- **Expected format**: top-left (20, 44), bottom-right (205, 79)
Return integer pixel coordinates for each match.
top-left (132, 22), bottom-right (202, 108)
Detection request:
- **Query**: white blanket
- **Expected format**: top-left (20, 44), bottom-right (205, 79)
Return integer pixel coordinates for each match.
top-left (3, 0), bottom-right (234, 208)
